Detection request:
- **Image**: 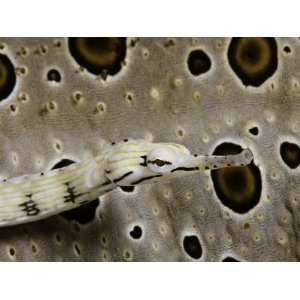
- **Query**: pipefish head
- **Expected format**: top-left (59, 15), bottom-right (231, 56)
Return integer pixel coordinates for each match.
top-left (104, 140), bottom-right (254, 187)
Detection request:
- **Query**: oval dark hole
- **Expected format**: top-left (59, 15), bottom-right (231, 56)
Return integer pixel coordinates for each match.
top-left (223, 256), bottom-right (239, 262)
top-left (211, 142), bottom-right (262, 214)
top-left (0, 53), bottom-right (16, 101)
top-left (68, 37), bottom-right (126, 77)
top-left (249, 126), bottom-right (259, 136)
top-left (47, 69), bottom-right (61, 82)
top-left (280, 141), bottom-right (300, 169)
top-left (283, 46), bottom-right (291, 54)
top-left (187, 49), bottom-right (211, 76)
top-left (120, 186), bottom-right (135, 193)
top-left (227, 37), bottom-right (278, 87)
top-left (183, 235), bottom-right (202, 259)
top-left (129, 225), bottom-right (143, 239)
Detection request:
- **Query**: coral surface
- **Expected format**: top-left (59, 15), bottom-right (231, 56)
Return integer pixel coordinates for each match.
top-left (0, 37), bottom-right (298, 261)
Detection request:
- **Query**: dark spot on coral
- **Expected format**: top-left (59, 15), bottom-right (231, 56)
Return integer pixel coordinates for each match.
top-left (51, 159), bottom-right (75, 169)
top-left (249, 126), bottom-right (259, 136)
top-left (51, 159), bottom-right (99, 224)
top-left (228, 37), bottom-right (278, 87)
top-left (183, 235), bottom-right (202, 259)
top-left (0, 53), bottom-right (16, 101)
top-left (9, 247), bottom-right (15, 257)
top-left (55, 233), bottom-right (62, 244)
top-left (187, 49), bottom-right (211, 76)
top-left (129, 225), bottom-right (143, 239)
top-left (31, 244), bottom-right (37, 253)
top-left (280, 142), bottom-right (300, 169)
top-left (47, 69), bottom-right (61, 82)
top-left (74, 243), bottom-right (81, 256)
top-left (68, 37), bottom-right (126, 76)
top-left (164, 38), bottom-right (175, 48)
top-left (211, 142), bottom-right (262, 214)
top-left (61, 199), bottom-right (99, 225)
top-left (283, 46), bottom-right (291, 54)
top-left (120, 186), bottom-right (135, 192)
top-left (223, 256), bottom-right (239, 262)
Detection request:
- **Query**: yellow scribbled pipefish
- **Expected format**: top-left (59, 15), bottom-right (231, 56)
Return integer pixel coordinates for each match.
top-left (0, 139), bottom-right (253, 227)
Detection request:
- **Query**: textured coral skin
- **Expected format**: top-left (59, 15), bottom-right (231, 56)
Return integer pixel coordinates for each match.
top-left (0, 37), bottom-right (298, 261)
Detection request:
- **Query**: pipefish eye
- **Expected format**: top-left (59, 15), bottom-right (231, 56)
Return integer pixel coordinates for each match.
top-left (153, 159), bottom-right (168, 167)
top-left (147, 147), bottom-right (178, 173)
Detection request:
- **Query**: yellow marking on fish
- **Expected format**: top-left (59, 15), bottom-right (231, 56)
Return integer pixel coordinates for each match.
top-left (108, 157), bottom-right (140, 164)
top-left (110, 163), bottom-right (140, 174)
top-left (112, 150), bottom-right (147, 155)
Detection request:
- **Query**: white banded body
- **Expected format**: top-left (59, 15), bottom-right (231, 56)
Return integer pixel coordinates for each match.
top-left (0, 152), bottom-right (115, 227)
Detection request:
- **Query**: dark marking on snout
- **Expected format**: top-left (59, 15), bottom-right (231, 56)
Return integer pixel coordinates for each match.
top-left (100, 179), bottom-right (112, 186)
top-left (131, 174), bottom-right (162, 185)
top-left (148, 159), bottom-right (172, 166)
top-left (140, 155), bottom-right (147, 167)
top-left (171, 166), bottom-right (199, 173)
top-left (113, 171), bottom-right (133, 184)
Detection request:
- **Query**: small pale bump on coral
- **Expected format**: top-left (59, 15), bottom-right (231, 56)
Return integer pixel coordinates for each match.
top-left (17, 92), bottom-right (30, 103)
top-left (206, 232), bottom-right (216, 244)
top-left (9, 104), bottom-right (18, 115)
top-left (255, 211), bottom-right (265, 222)
top-left (141, 48), bottom-right (150, 60)
top-left (100, 234), bottom-right (108, 248)
top-left (239, 245), bottom-right (248, 257)
top-left (173, 77), bottom-right (183, 88)
top-left (201, 133), bottom-right (210, 143)
top-left (252, 232), bottom-right (262, 243)
top-left (152, 205), bottom-right (160, 216)
top-left (94, 101), bottom-right (107, 115)
top-left (122, 249), bottom-right (133, 261)
top-left (276, 232), bottom-right (289, 247)
top-left (30, 242), bottom-right (39, 255)
top-left (124, 91), bottom-right (135, 106)
top-left (71, 91), bottom-right (84, 105)
top-left (73, 242), bottom-right (81, 256)
top-left (270, 168), bottom-right (281, 181)
top-left (184, 190), bottom-right (193, 201)
top-left (11, 152), bottom-right (19, 166)
top-left (150, 87), bottom-right (160, 100)
top-left (17, 47), bottom-right (29, 57)
top-left (175, 127), bottom-right (185, 139)
top-left (54, 233), bottom-right (62, 245)
top-left (192, 90), bottom-right (201, 101)
top-left (15, 66), bottom-right (28, 77)
top-left (101, 250), bottom-right (110, 261)
top-left (264, 110), bottom-right (276, 123)
top-left (197, 205), bottom-right (206, 217)
top-left (151, 241), bottom-right (160, 252)
top-left (224, 115), bottom-right (235, 127)
top-left (224, 232), bottom-right (233, 244)
top-left (7, 246), bottom-right (16, 260)
top-left (159, 222), bottom-right (169, 236)
top-left (53, 140), bottom-right (63, 153)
